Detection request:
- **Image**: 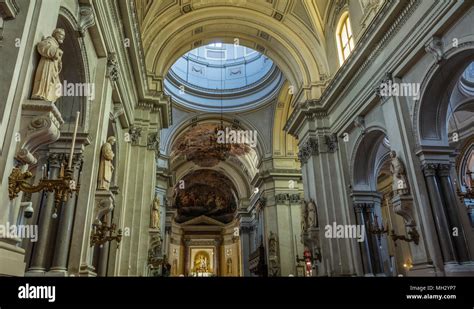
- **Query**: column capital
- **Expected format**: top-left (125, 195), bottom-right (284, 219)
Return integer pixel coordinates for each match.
top-left (374, 72), bottom-right (393, 104)
top-left (421, 163), bottom-right (438, 177)
top-left (297, 137), bottom-right (319, 164)
top-left (354, 203), bottom-right (374, 213)
top-left (437, 163), bottom-right (452, 177)
top-left (48, 153), bottom-right (64, 167)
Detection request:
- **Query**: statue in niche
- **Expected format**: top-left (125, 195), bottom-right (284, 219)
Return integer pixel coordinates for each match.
top-left (97, 136), bottom-right (116, 190)
top-left (150, 197), bottom-right (161, 230)
top-left (268, 231), bottom-right (280, 276)
top-left (31, 28), bottom-right (65, 103)
top-left (389, 150), bottom-right (409, 196)
top-left (227, 258), bottom-right (232, 275)
top-left (300, 199), bottom-right (308, 234)
top-left (307, 199), bottom-right (318, 228)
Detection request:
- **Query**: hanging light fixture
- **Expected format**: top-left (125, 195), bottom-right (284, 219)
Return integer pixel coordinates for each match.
top-left (209, 44), bottom-right (231, 161)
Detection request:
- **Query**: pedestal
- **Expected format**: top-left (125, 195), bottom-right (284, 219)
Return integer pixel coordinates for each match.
top-left (0, 239), bottom-right (25, 276)
top-left (17, 101), bottom-right (64, 165)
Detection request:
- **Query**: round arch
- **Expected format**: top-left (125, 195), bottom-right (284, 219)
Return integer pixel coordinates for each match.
top-left (162, 114), bottom-right (268, 161)
top-left (415, 44), bottom-right (474, 147)
top-left (141, 6), bottom-right (329, 101)
top-left (56, 9), bottom-right (90, 130)
top-left (351, 127), bottom-right (390, 191)
top-left (272, 80), bottom-right (298, 157)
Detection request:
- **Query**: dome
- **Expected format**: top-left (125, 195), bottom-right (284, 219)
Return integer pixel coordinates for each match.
top-left (164, 43), bottom-right (284, 112)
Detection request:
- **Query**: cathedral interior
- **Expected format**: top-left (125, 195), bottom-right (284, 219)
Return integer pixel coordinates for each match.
top-left (1, 0), bottom-right (474, 280)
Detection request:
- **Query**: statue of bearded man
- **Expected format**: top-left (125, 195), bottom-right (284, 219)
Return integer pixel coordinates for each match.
top-left (31, 28), bottom-right (65, 103)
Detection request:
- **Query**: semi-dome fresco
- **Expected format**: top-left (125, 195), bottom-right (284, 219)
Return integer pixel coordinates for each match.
top-left (173, 169), bottom-right (238, 224)
top-left (164, 43), bottom-right (284, 112)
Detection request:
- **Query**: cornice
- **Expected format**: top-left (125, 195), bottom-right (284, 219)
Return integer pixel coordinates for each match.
top-left (285, 0), bottom-right (423, 137)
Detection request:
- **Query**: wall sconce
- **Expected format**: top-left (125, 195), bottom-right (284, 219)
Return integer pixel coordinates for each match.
top-left (9, 166), bottom-right (79, 217)
top-left (90, 222), bottom-right (122, 248)
top-left (390, 227), bottom-right (420, 246)
top-left (367, 214), bottom-right (388, 241)
top-left (403, 260), bottom-right (413, 270)
top-left (8, 111), bottom-right (81, 218)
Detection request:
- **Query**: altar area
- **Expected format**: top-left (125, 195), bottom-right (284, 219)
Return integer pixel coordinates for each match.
top-left (166, 215), bottom-right (241, 277)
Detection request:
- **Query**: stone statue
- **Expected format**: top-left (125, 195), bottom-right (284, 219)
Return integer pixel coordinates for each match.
top-left (268, 231), bottom-right (280, 276)
top-left (97, 136), bottom-right (116, 190)
top-left (31, 28), bottom-right (65, 103)
top-left (301, 199), bottom-right (308, 233)
top-left (227, 258), bottom-right (232, 275)
top-left (150, 197), bottom-right (160, 230)
top-left (390, 151), bottom-right (409, 196)
top-left (307, 198), bottom-right (318, 228)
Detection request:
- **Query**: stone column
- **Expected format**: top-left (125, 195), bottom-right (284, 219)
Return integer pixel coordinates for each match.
top-left (422, 164), bottom-right (456, 262)
top-left (437, 164), bottom-right (469, 262)
top-left (354, 203), bottom-right (374, 274)
top-left (49, 154), bottom-right (83, 275)
top-left (239, 225), bottom-right (252, 276)
top-left (27, 153), bottom-right (62, 274)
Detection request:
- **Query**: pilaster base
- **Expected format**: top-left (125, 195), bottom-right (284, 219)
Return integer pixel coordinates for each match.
top-left (0, 239), bottom-right (25, 276)
top-left (45, 269), bottom-right (69, 277)
top-left (406, 263), bottom-right (438, 276)
top-left (444, 261), bottom-right (474, 276)
top-left (78, 263), bottom-right (97, 277)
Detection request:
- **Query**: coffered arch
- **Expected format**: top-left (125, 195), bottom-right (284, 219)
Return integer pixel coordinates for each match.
top-left (138, 1), bottom-right (329, 102)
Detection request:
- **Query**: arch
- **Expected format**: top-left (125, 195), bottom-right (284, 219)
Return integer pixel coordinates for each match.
top-left (415, 43), bottom-right (474, 147)
top-left (56, 10), bottom-right (90, 131)
top-left (173, 160), bottom-right (252, 201)
top-left (162, 114), bottom-right (267, 161)
top-left (141, 5), bottom-right (329, 102)
top-left (272, 81), bottom-right (298, 157)
top-left (351, 127), bottom-right (390, 191)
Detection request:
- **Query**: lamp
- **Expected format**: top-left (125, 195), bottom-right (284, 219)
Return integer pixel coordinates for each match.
top-left (367, 214), bottom-right (388, 241)
top-left (90, 221), bottom-right (122, 248)
top-left (390, 227), bottom-right (420, 246)
top-left (209, 44), bottom-right (231, 161)
top-left (8, 112), bottom-right (81, 218)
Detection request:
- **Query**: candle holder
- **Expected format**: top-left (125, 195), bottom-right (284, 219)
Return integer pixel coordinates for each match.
top-left (390, 227), bottom-right (420, 246)
top-left (8, 166), bottom-right (79, 216)
top-left (366, 214), bottom-right (388, 241)
top-left (90, 222), bottom-right (122, 248)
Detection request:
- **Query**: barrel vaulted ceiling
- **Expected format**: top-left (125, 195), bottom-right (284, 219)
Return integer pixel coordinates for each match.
top-left (134, 0), bottom-right (332, 103)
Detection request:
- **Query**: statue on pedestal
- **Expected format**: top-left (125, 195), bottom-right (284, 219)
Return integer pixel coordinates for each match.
top-left (301, 199), bottom-right (308, 234)
top-left (307, 199), bottom-right (318, 228)
top-left (31, 28), bottom-right (65, 103)
top-left (390, 151), bottom-right (409, 196)
top-left (150, 197), bottom-right (161, 230)
top-left (97, 136), bottom-right (116, 190)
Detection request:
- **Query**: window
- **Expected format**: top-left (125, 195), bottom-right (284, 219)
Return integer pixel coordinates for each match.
top-left (337, 13), bottom-right (355, 65)
top-left (209, 42), bottom-right (222, 48)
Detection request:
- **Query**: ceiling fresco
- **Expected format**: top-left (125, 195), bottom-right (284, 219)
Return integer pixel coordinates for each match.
top-left (173, 169), bottom-right (238, 223)
top-left (172, 123), bottom-right (252, 167)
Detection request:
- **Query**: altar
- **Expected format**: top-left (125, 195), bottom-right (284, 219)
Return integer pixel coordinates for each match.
top-left (189, 247), bottom-right (215, 277)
